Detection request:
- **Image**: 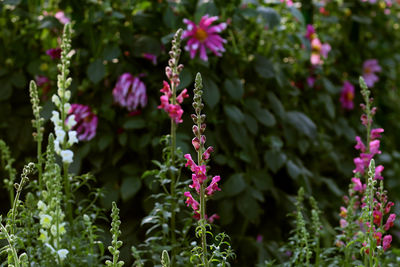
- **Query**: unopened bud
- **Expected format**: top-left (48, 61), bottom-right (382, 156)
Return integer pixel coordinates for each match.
top-left (192, 137), bottom-right (200, 151)
top-left (200, 114), bottom-right (206, 122)
top-left (191, 114), bottom-right (198, 123)
top-left (200, 135), bottom-right (206, 144)
top-left (192, 125), bottom-right (199, 135)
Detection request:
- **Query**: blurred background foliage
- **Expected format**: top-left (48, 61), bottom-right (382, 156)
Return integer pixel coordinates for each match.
top-left (1, 0), bottom-right (400, 265)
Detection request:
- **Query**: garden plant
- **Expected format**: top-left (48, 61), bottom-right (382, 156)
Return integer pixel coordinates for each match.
top-left (1, 0), bottom-right (400, 266)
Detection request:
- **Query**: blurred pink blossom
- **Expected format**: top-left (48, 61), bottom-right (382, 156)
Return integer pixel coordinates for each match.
top-left (67, 104), bottom-right (98, 141)
top-left (113, 73), bottom-right (147, 112)
top-left (55, 11), bottom-right (70, 25)
top-left (339, 81), bottom-right (355, 110)
top-left (362, 59), bottom-right (381, 87)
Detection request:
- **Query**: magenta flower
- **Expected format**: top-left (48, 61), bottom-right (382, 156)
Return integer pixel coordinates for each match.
top-left (113, 73), bottom-right (147, 112)
top-left (184, 191), bottom-right (199, 211)
top-left (375, 165), bottom-right (384, 180)
top-left (55, 11), bottom-right (70, 25)
top-left (340, 219), bottom-right (348, 228)
top-left (362, 59), bottom-right (382, 87)
top-left (352, 177), bottom-right (365, 192)
top-left (355, 136), bottom-right (366, 152)
top-left (46, 48), bottom-right (62, 60)
top-left (384, 214), bottom-right (396, 231)
top-left (182, 14), bottom-right (227, 61)
top-left (371, 128), bottom-right (384, 140)
top-left (307, 76), bottom-right (316, 88)
top-left (206, 176), bottom-right (221, 196)
top-left (369, 140), bottom-right (381, 156)
top-left (158, 81), bottom-right (188, 124)
top-left (373, 210), bottom-right (382, 225)
top-left (280, 0), bottom-right (293, 6)
top-left (202, 146), bottom-right (214, 160)
top-left (383, 235), bottom-right (392, 251)
top-left (35, 75), bottom-right (50, 87)
top-left (310, 38), bottom-right (331, 65)
top-left (67, 104), bottom-right (98, 141)
top-left (340, 81), bottom-right (355, 110)
top-left (305, 25), bottom-right (316, 41)
top-left (385, 202), bottom-right (394, 214)
top-left (143, 53), bottom-right (157, 65)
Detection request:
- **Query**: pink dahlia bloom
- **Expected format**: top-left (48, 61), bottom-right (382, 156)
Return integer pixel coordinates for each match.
top-left (55, 11), bottom-right (70, 25)
top-left (340, 81), bottom-right (355, 110)
top-left (362, 59), bottom-right (381, 87)
top-left (182, 14), bottom-right (227, 61)
top-left (113, 73), bottom-right (147, 112)
top-left (67, 104), bottom-right (98, 141)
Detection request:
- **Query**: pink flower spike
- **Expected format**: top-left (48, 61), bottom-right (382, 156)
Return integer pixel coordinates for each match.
top-left (113, 73), bottom-right (147, 111)
top-left (371, 128), bottom-right (384, 140)
top-left (182, 15), bottom-right (227, 61)
top-left (340, 81), bottom-right (355, 110)
top-left (160, 81), bottom-right (172, 96)
top-left (383, 235), bottom-right (392, 251)
top-left (67, 104), bottom-right (98, 141)
top-left (184, 191), bottom-right (199, 211)
top-left (189, 174), bottom-right (201, 194)
top-left (206, 175), bottom-right (221, 195)
top-left (384, 214), bottom-right (396, 231)
top-left (354, 136), bottom-right (366, 152)
top-left (375, 165), bottom-right (384, 180)
top-left (373, 210), bottom-right (382, 226)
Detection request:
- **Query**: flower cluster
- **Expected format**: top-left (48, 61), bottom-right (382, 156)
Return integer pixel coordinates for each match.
top-left (306, 24), bottom-right (331, 65)
top-left (362, 59), bottom-right (381, 88)
top-left (66, 104), bottom-right (98, 141)
top-left (184, 73), bottom-right (220, 222)
top-left (158, 29), bottom-right (189, 124)
top-left (113, 73), bottom-right (147, 112)
top-left (182, 14), bottom-right (227, 61)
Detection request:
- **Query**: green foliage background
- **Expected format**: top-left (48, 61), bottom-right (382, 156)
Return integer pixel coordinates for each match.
top-left (1, 0), bottom-right (400, 265)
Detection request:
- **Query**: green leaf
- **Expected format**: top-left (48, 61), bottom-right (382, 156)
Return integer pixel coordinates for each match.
top-left (123, 118), bottom-right (146, 129)
top-left (319, 94), bottom-right (335, 119)
top-left (202, 77), bottom-right (220, 109)
top-left (98, 134), bottom-right (113, 151)
top-left (224, 105), bottom-right (244, 123)
top-left (132, 36), bottom-right (161, 57)
top-left (0, 81), bottom-right (12, 101)
top-left (255, 108), bottom-right (276, 127)
top-left (103, 45), bottom-right (121, 61)
top-left (223, 173), bottom-right (246, 197)
top-left (227, 121), bottom-right (248, 148)
top-left (264, 150), bottom-right (286, 173)
top-left (87, 59), bottom-right (106, 84)
top-left (244, 114), bottom-right (258, 135)
top-left (224, 79), bottom-right (244, 100)
top-left (218, 200), bottom-right (234, 225)
top-left (177, 68), bottom-right (192, 91)
top-left (257, 7), bottom-right (280, 29)
top-left (11, 72), bottom-right (26, 89)
top-left (267, 92), bottom-right (285, 119)
top-left (120, 177), bottom-right (142, 201)
top-left (286, 160), bottom-right (302, 180)
top-left (321, 177), bottom-right (342, 196)
top-left (286, 111), bottom-right (317, 139)
top-left (254, 55), bottom-right (274, 79)
top-left (236, 190), bottom-right (260, 223)
top-left (322, 78), bottom-right (339, 94)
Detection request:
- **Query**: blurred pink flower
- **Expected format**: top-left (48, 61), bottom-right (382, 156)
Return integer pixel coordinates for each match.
top-left (310, 38), bottom-right (331, 65)
top-left (182, 14), bottom-right (227, 61)
top-left (35, 75), bottom-right (50, 87)
top-left (113, 73), bottom-right (147, 112)
top-left (46, 48), bottom-right (62, 60)
top-left (305, 25), bottom-right (316, 41)
top-left (355, 136), bottom-right (366, 152)
top-left (67, 104), bottom-right (98, 141)
top-left (362, 59), bottom-right (381, 87)
top-left (384, 214), bottom-right (396, 231)
top-left (375, 165), bottom-right (384, 180)
top-left (55, 11), bottom-right (70, 25)
top-left (280, 0), bottom-right (293, 6)
top-left (143, 53), bottom-right (157, 65)
top-left (371, 128), bottom-right (384, 140)
top-left (383, 235), bottom-right (392, 251)
top-left (339, 81), bottom-right (355, 110)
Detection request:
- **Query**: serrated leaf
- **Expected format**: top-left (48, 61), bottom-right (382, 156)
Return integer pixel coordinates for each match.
top-left (254, 55), bottom-right (274, 79)
top-left (264, 150), bottom-right (286, 173)
top-left (223, 173), bottom-right (246, 197)
top-left (224, 105), bottom-right (244, 123)
top-left (286, 111), bottom-right (317, 139)
top-left (120, 177), bottom-right (141, 201)
top-left (224, 79), bottom-right (244, 100)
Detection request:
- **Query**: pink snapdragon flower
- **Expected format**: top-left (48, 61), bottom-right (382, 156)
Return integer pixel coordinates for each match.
top-left (352, 177), bottom-right (365, 192)
top-left (113, 73), bottom-right (147, 112)
top-left (182, 14), bottom-right (227, 61)
top-left (55, 11), bottom-right (70, 25)
top-left (184, 191), bottom-right (199, 211)
top-left (310, 38), bottom-right (331, 65)
top-left (383, 235), bottom-right (392, 251)
top-left (158, 81), bottom-right (188, 124)
top-left (67, 104), bottom-right (98, 141)
top-left (362, 59), bottom-right (381, 87)
top-left (206, 175), bottom-right (221, 195)
top-left (36, 75), bottom-right (50, 87)
top-left (340, 81), bottom-right (355, 110)
top-left (46, 48), bottom-right (62, 60)
top-left (384, 214), bottom-right (396, 231)
top-left (371, 128), bottom-right (384, 140)
top-left (355, 136), bottom-right (366, 152)
top-left (375, 165), bottom-right (384, 180)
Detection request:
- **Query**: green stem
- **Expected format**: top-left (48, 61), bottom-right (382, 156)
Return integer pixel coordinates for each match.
top-left (63, 163), bottom-right (73, 224)
top-left (0, 223), bottom-right (20, 267)
top-left (37, 134), bottom-right (43, 191)
top-left (200, 184), bottom-right (208, 267)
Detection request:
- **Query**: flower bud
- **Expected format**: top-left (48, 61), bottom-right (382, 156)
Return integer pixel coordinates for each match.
top-left (192, 125), bottom-right (199, 135)
top-left (191, 114), bottom-right (198, 123)
top-left (200, 135), bottom-right (206, 144)
top-left (192, 137), bottom-right (200, 151)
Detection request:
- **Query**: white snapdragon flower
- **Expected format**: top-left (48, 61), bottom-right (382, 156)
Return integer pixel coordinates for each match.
top-left (38, 229), bottom-right (49, 243)
top-left (50, 111), bottom-right (61, 125)
top-left (64, 103), bottom-right (71, 115)
top-left (54, 140), bottom-right (61, 154)
top-left (37, 200), bottom-right (47, 211)
top-left (60, 150), bottom-right (73, 164)
top-left (39, 214), bottom-right (52, 228)
top-left (64, 90), bottom-right (71, 101)
top-left (52, 95), bottom-right (61, 107)
top-left (57, 249), bottom-right (69, 260)
top-left (55, 129), bottom-right (66, 143)
top-left (68, 130), bottom-right (78, 146)
top-left (66, 115), bottom-right (77, 128)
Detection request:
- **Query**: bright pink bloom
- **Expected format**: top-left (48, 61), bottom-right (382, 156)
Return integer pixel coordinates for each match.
top-left (189, 174), bottom-right (201, 194)
top-left (143, 53), bottom-right (157, 65)
top-left (307, 76), bottom-right (316, 88)
top-left (340, 81), bottom-right (355, 110)
top-left (113, 73), bottom-right (147, 112)
top-left (385, 202), bottom-right (394, 214)
top-left (35, 75), bottom-right (50, 87)
top-left (340, 206), bottom-right (347, 218)
top-left (208, 213), bottom-right (220, 223)
top-left (362, 59), bottom-right (381, 87)
top-left (375, 165), bottom-right (384, 180)
top-left (374, 231), bottom-right (382, 244)
top-left (182, 15), bottom-right (227, 61)
top-left (184, 191), bottom-right (199, 211)
top-left (369, 140), bottom-right (381, 156)
top-left (280, 0), bottom-right (293, 6)
top-left (67, 104), bottom-right (98, 141)
top-left (353, 157), bottom-right (365, 174)
top-left (355, 136), bottom-right (366, 152)
top-left (55, 11), bottom-right (70, 25)
top-left (206, 176), bottom-right (221, 195)
top-left (184, 154), bottom-right (197, 172)
top-left (384, 214), bottom-right (396, 231)
top-left (340, 219), bottom-right (348, 228)
top-left (202, 146), bottom-right (214, 160)
top-left (194, 165), bottom-right (207, 183)
top-left (352, 177), bottom-right (365, 192)
top-left (158, 81), bottom-right (188, 124)
top-left (46, 48), bottom-right (62, 60)
top-left (373, 210), bottom-right (382, 225)
top-left (383, 235), bottom-right (392, 251)
top-left (305, 24), bottom-right (316, 41)
top-left (192, 137), bottom-right (200, 151)
top-left (310, 38), bottom-right (331, 65)
top-left (371, 128), bottom-right (384, 140)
